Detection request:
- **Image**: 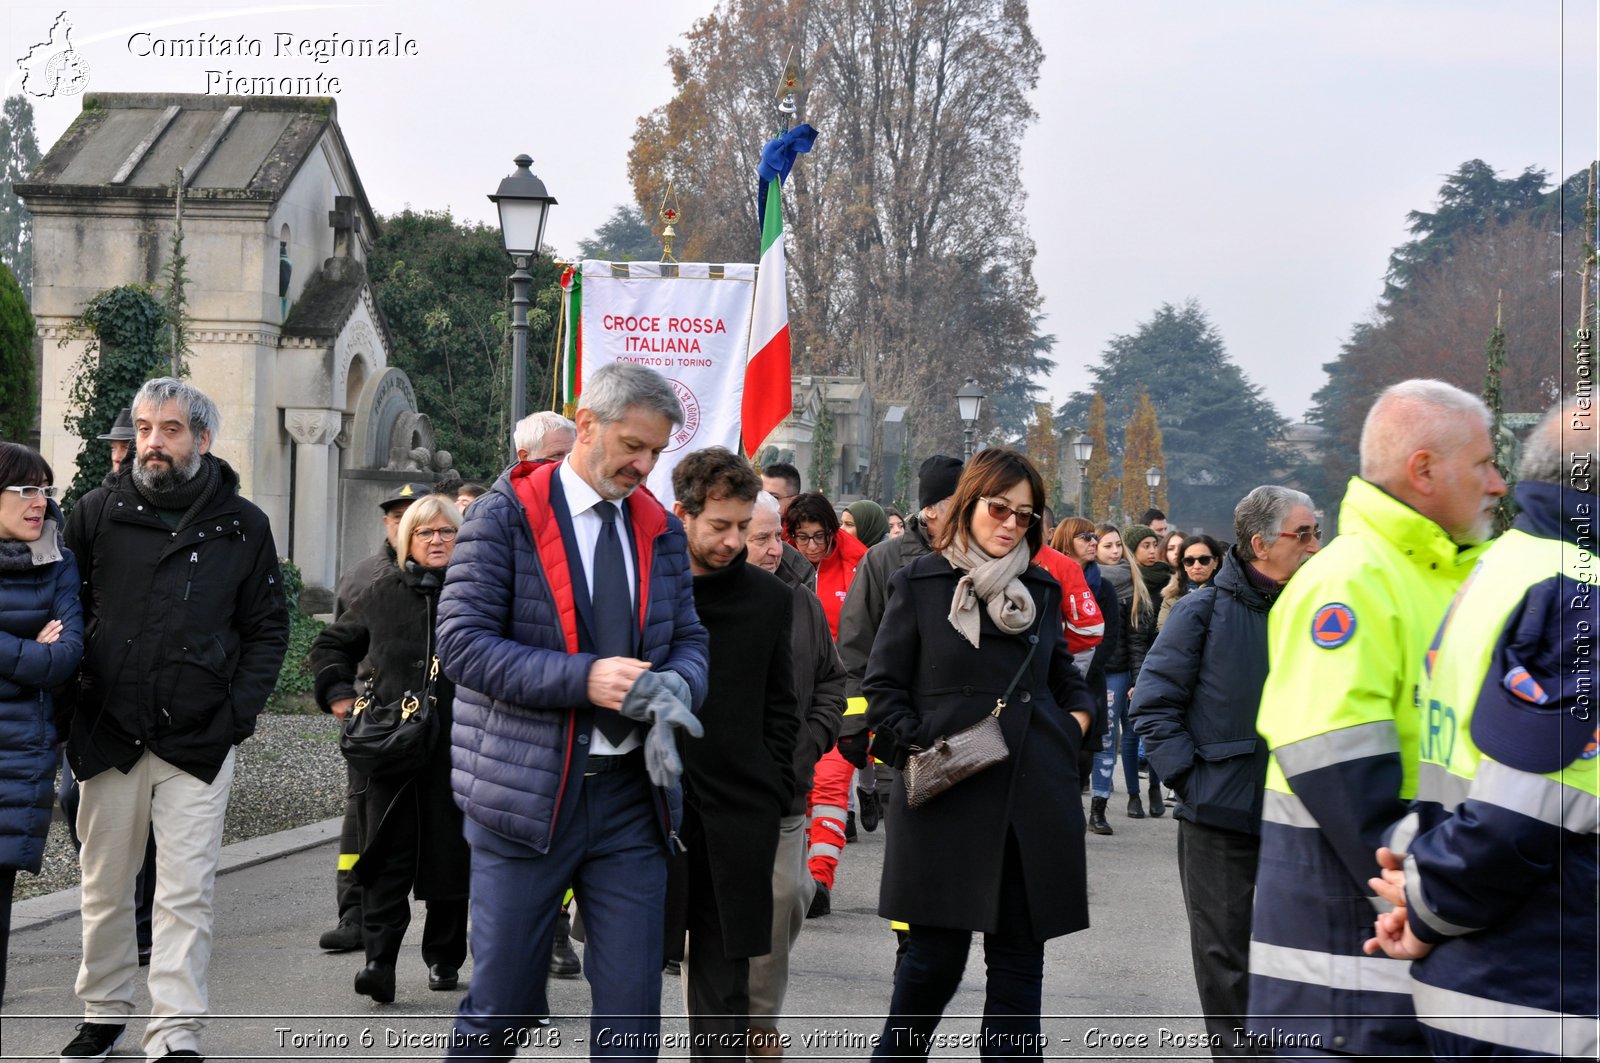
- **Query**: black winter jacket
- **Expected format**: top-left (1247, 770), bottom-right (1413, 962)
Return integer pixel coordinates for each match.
top-left (1127, 548), bottom-right (1279, 835)
top-left (310, 561), bottom-right (468, 899)
top-left (64, 460), bottom-right (289, 783)
top-left (1126, 560), bottom-right (1173, 683)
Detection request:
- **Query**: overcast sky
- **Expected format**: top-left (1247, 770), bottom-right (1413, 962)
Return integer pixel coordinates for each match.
top-left (8, 0), bottom-right (1596, 421)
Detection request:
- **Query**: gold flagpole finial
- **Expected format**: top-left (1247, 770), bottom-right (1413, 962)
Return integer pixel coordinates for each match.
top-left (775, 46), bottom-right (802, 121)
top-left (658, 181), bottom-right (682, 263)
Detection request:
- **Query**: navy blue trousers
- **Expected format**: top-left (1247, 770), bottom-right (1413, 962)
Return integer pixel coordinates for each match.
top-left (448, 766), bottom-right (668, 1061)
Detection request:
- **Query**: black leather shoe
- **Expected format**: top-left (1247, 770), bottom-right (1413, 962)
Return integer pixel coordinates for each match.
top-left (549, 909), bottom-right (581, 978)
top-left (844, 810), bottom-right (858, 842)
top-left (318, 919), bottom-right (362, 953)
top-left (806, 880), bottom-right (831, 918)
top-left (354, 961), bottom-right (396, 1004)
top-left (1149, 783), bottom-right (1165, 817)
top-left (1127, 795), bottom-right (1146, 819)
top-left (858, 787), bottom-right (882, 832)
top-left (427, 964), bottom-right (459, 991)
top-left (1087, 796), bottom-right (1114, 835)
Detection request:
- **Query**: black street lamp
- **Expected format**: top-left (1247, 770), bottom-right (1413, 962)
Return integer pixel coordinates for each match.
top-left (1145, 465), bottom-right (1162, 509)
top-left (956, 378), bottom-right (985, 461)
top-left (1072, 433), bottom-right (1094, 519)
top-left (489, 155), bottom-right (557, 452)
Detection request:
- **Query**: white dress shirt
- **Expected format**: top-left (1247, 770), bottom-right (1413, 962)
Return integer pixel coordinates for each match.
top-left (558, 457), bottom-right (641, 755)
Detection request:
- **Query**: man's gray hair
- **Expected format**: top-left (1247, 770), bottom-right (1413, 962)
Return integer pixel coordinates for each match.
top-left (1359, 379), bottom-right (1491, 485)
top-left (1517, 398), bottom-right (1597, 494)
top-left (512, 410), bottom-right (575, 455)
top-left (753, 490), bottom-right (782, 518)
top-left (132, 377), bottom-right (220, 440)
top-left (579, 362), bottom-right (684, 428)
top-left (1235, 485), bottom-right (1316, 560)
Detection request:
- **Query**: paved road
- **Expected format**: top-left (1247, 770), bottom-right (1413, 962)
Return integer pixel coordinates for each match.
top-left (2, 798), bottom-right (1209, 1061)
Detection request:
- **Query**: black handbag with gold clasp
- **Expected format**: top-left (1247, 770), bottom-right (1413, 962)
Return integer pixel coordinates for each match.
top-left (339, 601), bottom-right (441, 778)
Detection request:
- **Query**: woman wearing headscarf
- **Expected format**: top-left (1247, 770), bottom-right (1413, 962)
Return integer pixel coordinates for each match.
top-left (865, 448), bottom-right (1094, 1060)
top-left (841, 499), bottom-right (889, 549)
top-left (0, 443), bottom-right (83, 1005)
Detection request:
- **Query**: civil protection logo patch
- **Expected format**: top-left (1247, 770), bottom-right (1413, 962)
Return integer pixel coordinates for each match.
top-left (1310, 603), bottom-right (1356, 649)
top-left (1503, 666), bottom-right (1548, 705)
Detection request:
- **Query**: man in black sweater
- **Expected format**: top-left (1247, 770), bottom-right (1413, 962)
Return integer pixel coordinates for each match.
top-left (671, 448), bottom-right (799, 1060)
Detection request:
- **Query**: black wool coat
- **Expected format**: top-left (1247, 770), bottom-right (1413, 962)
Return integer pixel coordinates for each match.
top-left (681, 554), bottom-right (799, 958)
top-left (864, 555), bottom-right (1096, 940)
top-left (310, 562), bottom-right (469, 900)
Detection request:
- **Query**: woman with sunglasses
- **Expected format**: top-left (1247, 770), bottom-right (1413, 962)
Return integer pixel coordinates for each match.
top-left (0, 443), bottom-right (83, 1005)
top-left (865, 449), bottom-right (1094, 1060)
top-left (310, 492), bottom-right (469, 1004)
top-left (1158, 534), bottom-right (1223, 631)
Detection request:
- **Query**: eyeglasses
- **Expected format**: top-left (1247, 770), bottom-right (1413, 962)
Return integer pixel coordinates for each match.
top-left (2, 485), bottom-right (57, 501)
top-left (414, 527), bottom-right (458, 543)
top-left (790, 531), bottom-right (833, 547)
top-left (1276, 526), bottom-right (1322, 545)
top-left (978, 497), bottom-right (1039, 527)
top-left (1074, 532), bottom-right (1099, 543)
top-left (1182, 554), bottom-right (1216, 567)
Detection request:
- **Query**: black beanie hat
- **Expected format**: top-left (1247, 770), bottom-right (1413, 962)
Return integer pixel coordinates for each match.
top-left (918, 455), bottom-right (964, 511)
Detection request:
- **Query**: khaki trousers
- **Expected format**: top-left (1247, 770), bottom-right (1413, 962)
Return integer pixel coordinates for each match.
top-left (75, 749), bottom-right (234, 1057)
top-left (747, 813), bottom-right (815, 1024)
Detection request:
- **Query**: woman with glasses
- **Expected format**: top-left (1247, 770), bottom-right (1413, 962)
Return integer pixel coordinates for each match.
top-left (1158, 534), bottom-right (1223, 631)
top-left (310, 493), bottom-right (469, 1004)
top-left (0, 444), bottom-right (83, 1005)
top-left (782, 492), bottom-right (868, 915)
top-left (864, 449), bottom-right (1094, 1060)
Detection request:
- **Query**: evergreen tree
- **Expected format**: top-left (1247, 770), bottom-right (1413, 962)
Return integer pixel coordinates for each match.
top-left (577, 204), bottom-right (661, 262)
top-left (1482, 303), bottom-right (1515, 535)
top-left (809, 406), bottom-right (836, 497)
top-left (0, 262), bottom-right (34, 440)
top-left (1023, 402), bottom-right (1061, 510)
top-left (1062, 301), bottom-right (1285, 534)
top-left (1120, 389), bottom-right (1167, 523)
top-left (0, 95), bottom-right (41, 296)
top-left (1085, 392), bottom-right (1116, 522)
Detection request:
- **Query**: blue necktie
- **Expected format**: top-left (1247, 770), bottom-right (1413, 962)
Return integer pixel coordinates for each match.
top-left (591, 501), bottom-right (637, 744)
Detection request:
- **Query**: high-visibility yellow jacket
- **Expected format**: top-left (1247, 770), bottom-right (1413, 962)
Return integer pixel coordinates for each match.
top-left (1392, 482), bottom-right (1598, 1060)
top-left (1248, 476), bottom-right (1490, 1057)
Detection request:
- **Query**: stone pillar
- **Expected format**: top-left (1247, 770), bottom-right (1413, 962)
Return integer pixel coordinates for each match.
top-left (283, 408), bottom-right (343, 595)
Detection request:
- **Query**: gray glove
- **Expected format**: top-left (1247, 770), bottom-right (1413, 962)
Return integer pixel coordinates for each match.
top-left (619, 670), bottom-right (702, 787)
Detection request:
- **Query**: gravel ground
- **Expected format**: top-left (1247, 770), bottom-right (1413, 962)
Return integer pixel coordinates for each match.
top-left (13, 712), bottom-right (347, 901)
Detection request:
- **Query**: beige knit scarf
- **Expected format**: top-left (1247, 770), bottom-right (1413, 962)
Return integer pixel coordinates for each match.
top-left (942, 534), bottom-right (1035, 648)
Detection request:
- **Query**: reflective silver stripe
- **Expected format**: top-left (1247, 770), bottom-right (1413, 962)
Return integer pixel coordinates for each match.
top-left (1274, 720), bottom-right (1400, 777)
top-left (1388, 809), bottom-right (1420, 857)
top-left (811, 805), bottom-right (847, 821)
top-left (1473, 759), bottom-right (1600, 835)
top-left (1248, 940), bottom-right (1412, 995)
top-left (1402, 853), bottom-right (1481, 938)
top-left (1413, 979), bottom-right (1600, 1057)
top-left (1261, 789), bottom-right (1319, 829)
top-left (809, 843), bottom-right (842, 860)
top-left (1415, 761), bottom-right (1472, 811)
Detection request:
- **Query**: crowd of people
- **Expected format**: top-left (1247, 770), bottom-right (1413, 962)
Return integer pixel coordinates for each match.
top-left (0, 365), bottom-right (1592, 1063)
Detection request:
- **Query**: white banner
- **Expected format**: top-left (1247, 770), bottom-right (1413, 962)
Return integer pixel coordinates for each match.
top-left (579, 260), bottom-right (756, 505)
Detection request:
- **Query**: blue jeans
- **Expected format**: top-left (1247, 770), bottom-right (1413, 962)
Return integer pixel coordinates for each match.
top-left (448, 767), bottom-right (668, 1061)
top-left (1091, 671), bottom-right (1132, 799)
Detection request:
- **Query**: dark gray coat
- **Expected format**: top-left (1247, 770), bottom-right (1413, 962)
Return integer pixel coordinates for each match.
top-left (864, 555), bottom-right (1095, 938)
top-left (836, 515), bottom-right (934, 735)
top-left (1128, 548), bottom-right (1278, 835)
top-left (775, 563), bottom-right (845, 817)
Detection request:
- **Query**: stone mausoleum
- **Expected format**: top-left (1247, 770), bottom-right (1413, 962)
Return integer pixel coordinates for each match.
top-left (18, 93), bottom-right (448, 611)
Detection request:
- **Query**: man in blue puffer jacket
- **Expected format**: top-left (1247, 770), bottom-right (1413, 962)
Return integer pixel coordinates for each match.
top-left (438, 362), bottom-right (709, 1061)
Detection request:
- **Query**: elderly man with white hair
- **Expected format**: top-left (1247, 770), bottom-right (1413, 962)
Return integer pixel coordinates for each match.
top-left (1246, 379), bottom-right (1506, 1060)
top-left (513, 410), bottom-right (578, 463)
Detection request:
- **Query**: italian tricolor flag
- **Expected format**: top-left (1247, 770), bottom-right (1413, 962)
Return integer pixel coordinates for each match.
top-left (742, 176), bottom-right (792, 458)
top-left (558, 265), bottom-right (581, 416)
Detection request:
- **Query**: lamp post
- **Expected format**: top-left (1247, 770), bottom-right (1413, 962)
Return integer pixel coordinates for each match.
top-left (1072, 433), bottom-right (1094, 519)
top-left (956, 378), bottom-right (985, 461)
top-left (489, 155), bottom-right (557, 454)
top-left (1145, 465), bottom-right (1162, 509)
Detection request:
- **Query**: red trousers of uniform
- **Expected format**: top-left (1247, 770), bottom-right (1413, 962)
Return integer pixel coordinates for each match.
top-left (807, 747), bottom-right (853, 889)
